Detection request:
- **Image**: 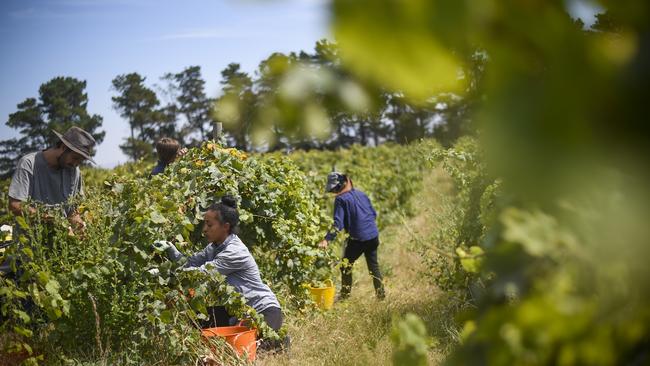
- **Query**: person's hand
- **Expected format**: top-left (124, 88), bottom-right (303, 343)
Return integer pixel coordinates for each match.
top-left (318, 240), bottom-right (329, 249)
top-left (177, 148), bottom-right (188, 158)
top-left (37, 208), bottom-right (54, 222)
top-left (69, 213), bottom-right (86, 230)
top-left (152, 240), bottom-right (172, 251)
top-left (67, 213), bottom-right (86, 238)
top-left (42, 212), bottom-right (54, 223)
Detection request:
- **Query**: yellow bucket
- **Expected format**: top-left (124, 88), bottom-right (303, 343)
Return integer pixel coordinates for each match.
top-left (308, 279), bottom-right (335, 310)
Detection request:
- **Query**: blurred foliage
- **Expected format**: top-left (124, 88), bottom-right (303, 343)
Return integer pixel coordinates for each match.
top-left (216, 39), bottom-right (480, 150)
top-left (214, 63), bottom-right (258, 151)
top-left (418, 137), bottom-right (496, 333)
top-left (3, 41), bottom-right (477, 170)
top-left (327, 0), bottom-right (650, 364)
top-left (2, 0), bottom-right (649, 364)
top-left (391, 313), bottom-right (432, 366)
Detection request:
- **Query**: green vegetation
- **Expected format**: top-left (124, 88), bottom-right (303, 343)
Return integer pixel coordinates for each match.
top-left (3, 0), bottom-right (650, 365)
top-left (258, 166), bottom-right (450, 366)
top-left (326, 0), bottom-right (650, 364)
top-left (1, 141), bottom-right (434, 364)
top-left (1, 142), bottom-right (329, 364)
top-left (281, 140), bottom-right (439, 229)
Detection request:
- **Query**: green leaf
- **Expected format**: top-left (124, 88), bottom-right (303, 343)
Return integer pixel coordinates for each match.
top-left (13, 326), bottom-right (33, 338)
top-left (134, 247), bottom-right (149, 260)
top-left (13, 309), bottom-right (31, 324)
top-left (16, 216), bottom-right (29, 230)
top-left (460, 258), bottom-right (479, 273)
top-left (501, 208), bottom-right (577, 257)
top-left (391, 313), bottom-right (430, 366)
top-left (457, 246), bottom-right (483, 273)
top-left (37, 271), bottom-right (49, 285)
top-left (160, 310), bottom-right (173, 324)
top-left (21, 247), bottom-right (34, 260)
top-left (158, 276), bottom-right (169, 286)
top-left (333, 0), bottom-right (464, 102)
top-left (239, 211), bottom-right (251, 223)
top-left (45, 280), bottom-right (60, 295)
top-left (150, 210), bottom-right (168, 224)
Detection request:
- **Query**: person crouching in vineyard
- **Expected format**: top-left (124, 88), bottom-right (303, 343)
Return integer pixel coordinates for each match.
top-left (158, 196), bottom-right (285, 346)
top-left (319, 172), bottom-right (386, 300)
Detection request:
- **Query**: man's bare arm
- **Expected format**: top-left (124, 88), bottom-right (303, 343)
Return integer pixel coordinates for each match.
top-left (8, 197), bottom-right (24, 216)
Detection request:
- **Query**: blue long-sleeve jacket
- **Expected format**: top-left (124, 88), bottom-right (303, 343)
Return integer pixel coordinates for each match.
top-left (325, 189), bottom-right (379, 242)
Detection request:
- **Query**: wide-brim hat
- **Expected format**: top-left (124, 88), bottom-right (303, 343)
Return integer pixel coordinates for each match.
top-left (326, 172), bottom-right (346, 193)
top-left (53, 126), bottom-right (97, 164)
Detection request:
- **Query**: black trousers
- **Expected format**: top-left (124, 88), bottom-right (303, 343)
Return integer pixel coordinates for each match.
top-left (340, 236), bottom-right (385, 299)
top-left (200, 305), bottom-right (283, 331)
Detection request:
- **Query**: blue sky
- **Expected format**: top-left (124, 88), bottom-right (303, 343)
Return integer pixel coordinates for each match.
top-left (0, 0), bottom-right (602, 168)
top-left (0, 0), bottom-right (330, 167)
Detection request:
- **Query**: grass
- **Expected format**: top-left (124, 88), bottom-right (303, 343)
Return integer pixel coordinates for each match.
top-left (258, 167), bottom-right (458, 366)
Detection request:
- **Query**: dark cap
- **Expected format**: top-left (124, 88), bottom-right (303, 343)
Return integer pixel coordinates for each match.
top-left (53, 126), bottom-right (97, 164)
top-left (326, 172), bottom-right (346, 193)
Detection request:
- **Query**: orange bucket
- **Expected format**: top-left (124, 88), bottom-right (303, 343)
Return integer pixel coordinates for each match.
top-left (202, 325), bottom-right (257, 362)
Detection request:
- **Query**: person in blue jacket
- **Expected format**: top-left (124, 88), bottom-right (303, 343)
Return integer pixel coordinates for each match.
top-left (319, 172), bottom-right (385, 300)
top-left (150, 137), bottom-right (187, 177)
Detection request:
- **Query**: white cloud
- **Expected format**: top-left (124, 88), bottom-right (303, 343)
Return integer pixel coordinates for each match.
top-left (155, 28), bottom-right (267, 41)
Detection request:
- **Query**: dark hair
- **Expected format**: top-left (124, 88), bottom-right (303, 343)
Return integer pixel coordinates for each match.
top-left (332, 174), bottom-right (350, 193)
top-left (156, 137), bottom-right (181, 164)
top-left (207, 195), bottom-right (239, 234)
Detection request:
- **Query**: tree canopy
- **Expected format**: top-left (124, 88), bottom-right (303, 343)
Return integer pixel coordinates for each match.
top-left (0, 77), bottom-right (104, 178)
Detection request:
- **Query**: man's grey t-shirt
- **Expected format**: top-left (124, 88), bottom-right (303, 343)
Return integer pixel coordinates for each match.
top-left (1, 151), bottom-right (82, 274)
top-left (8, 151), bottom-right (83, 215)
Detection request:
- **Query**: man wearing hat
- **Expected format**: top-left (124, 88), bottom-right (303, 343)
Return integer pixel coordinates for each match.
top-left (7, 126), bottom-right (96, 230)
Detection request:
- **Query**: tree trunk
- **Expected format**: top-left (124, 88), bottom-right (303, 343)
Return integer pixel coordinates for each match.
top-left (359, 120), bottom-right (367, 146)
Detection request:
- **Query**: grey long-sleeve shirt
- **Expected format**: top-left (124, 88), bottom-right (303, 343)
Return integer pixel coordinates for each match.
top-left (168, 234), bottom-right (280, 313)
